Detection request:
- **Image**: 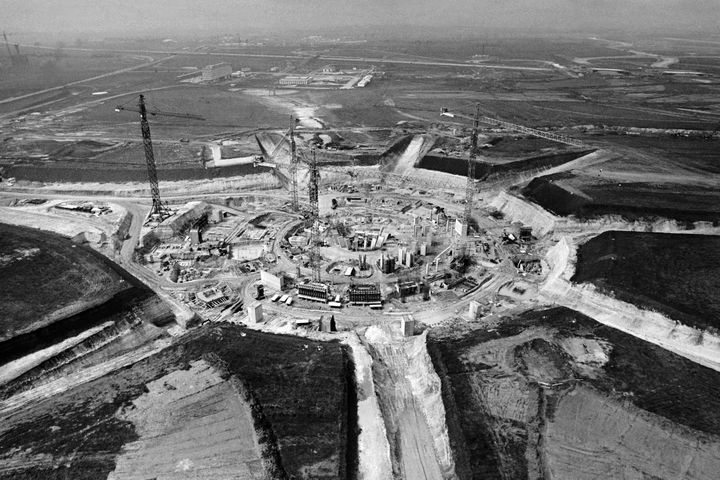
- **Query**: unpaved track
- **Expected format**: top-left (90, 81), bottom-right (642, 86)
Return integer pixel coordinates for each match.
top-left (345, 334), bottom-right (394, 480)
top-left (364, 327), bottom-right (455, 480)
top-left (373, 341), bottom-right (444, 479)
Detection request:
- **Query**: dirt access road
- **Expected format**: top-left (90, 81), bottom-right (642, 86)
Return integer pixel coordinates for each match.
top-left (364, 327), bottom-right (455, 480)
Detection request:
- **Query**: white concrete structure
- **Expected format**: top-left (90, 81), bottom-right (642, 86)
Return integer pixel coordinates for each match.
top-left (279, 75), bottom-right (313, 86)
top-left (260, 270), bottom-right (286, 291)
top-left (401, 316), bottom-right (415, 336)
top-left (249, 301), bottom-right (263, 323)
top-left (454, 219), bottom-right (468, 237)
top-left (468, 300), bottom-right (481, 319)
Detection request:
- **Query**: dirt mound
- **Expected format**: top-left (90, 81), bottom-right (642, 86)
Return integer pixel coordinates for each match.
top-left (418, 149), bottom-right (593, 180)
top-left (514, 339), bottom-right (574, 383)
top-left (522, 175), bottom-right (589, 216)
top-left (4, 162), bottom-right (272, 183)
top-left (255, 131), bottom-right (292, 164)
top-left (108, 360), bottom-right (267, 480)
top-left (488, 191), bottom-right (557, 236)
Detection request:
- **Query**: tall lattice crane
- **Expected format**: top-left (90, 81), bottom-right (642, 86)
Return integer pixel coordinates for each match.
top-left (3, 31), bottom-right (28, 67)
top-left (308, 149), bottom-right (322, 282)
top-left (255, 117), bottom-right (300, 212)
top-left (115, 94), bottom-right (204, 221)
top-left (256, 126), bottom-right (323, 279)
top-left (439, 104), bottom-right (482, 261)
top-left (289, 121), bottom-right (300, 212)
top-left (464, 104), bottom-right (481, 228)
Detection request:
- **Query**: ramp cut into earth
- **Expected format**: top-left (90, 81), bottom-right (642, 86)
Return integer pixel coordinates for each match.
top-left (363, 326), bottom-right (456, 480)
top-left (379, 134), bottom-right (437, 177)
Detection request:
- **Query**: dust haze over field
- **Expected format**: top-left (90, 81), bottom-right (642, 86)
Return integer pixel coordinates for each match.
top-left (4, 0), bottom-right (719, 36)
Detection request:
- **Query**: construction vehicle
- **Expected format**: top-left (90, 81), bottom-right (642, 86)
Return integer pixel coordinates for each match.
top-left (115, 95), bottom-right (204, 222)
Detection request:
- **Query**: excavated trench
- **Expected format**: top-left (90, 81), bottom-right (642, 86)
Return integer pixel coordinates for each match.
top-left (418, 150), bottom-right (593, 180)
top-left (363, 327), bottom-right (456, 480)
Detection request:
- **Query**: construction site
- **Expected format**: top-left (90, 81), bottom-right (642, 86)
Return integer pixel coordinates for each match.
top-left (1, 15), bottom-right (720, 480)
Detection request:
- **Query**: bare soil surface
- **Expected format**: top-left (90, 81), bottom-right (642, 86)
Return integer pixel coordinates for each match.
top-left (0, 324), bottom-right (352, 480)
top-left (0, 223), bottom-right (130, 341)
top-left (108, 360), bottom-right (265, 480)
top-left (572, 230), bottom-right (720, 331)
top-left (363, 326), bottom-right (455, 480)
top-left (428, 307), bottom-right (720, 479)
top-left (523, 172), bottom-right (720, 223)
top-left (521, 136), bottom-right (720, 223)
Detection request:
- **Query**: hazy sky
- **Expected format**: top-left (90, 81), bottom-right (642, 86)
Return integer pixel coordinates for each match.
top-left (3, 0), bottom-right (717, 37)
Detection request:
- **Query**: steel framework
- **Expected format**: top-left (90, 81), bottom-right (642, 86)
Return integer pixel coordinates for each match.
top-left (308, 149), bottom-right (321, 282)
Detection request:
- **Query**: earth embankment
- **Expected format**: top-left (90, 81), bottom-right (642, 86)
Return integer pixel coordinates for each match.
top-left (0, 324), bottom-right (352, 480)
top-left (428, 307), bottom-right (720, 479)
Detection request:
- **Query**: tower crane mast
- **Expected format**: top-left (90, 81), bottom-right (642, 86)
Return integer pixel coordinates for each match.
top-left (254, 117), bottom-right (301, 212)
top-left (464, 104), bottom-right (481, 227)
top-left (115, 94), bottom-right (204, 221)
top-left (308, 149), bottom-right (321, 282)
top-left (289, 121), bottom-right (300, 212)
top-left (2, 31), bottom-right (28, 67)
top-left (2, 32), bottom-right (13, 59)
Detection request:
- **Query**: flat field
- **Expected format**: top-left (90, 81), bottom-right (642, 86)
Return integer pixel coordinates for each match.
top-left (521, 135), bottom-right (720, 223)
top-left (71, 85), bottom-right (294, 135)
top-left (572, 231), bottom-right (720, 330)
top-left (0, 51), bottom-right (143, 102)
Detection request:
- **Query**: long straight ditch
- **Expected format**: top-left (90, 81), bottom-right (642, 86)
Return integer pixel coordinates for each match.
top-left (363, 327), bottom-right (456, 480)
